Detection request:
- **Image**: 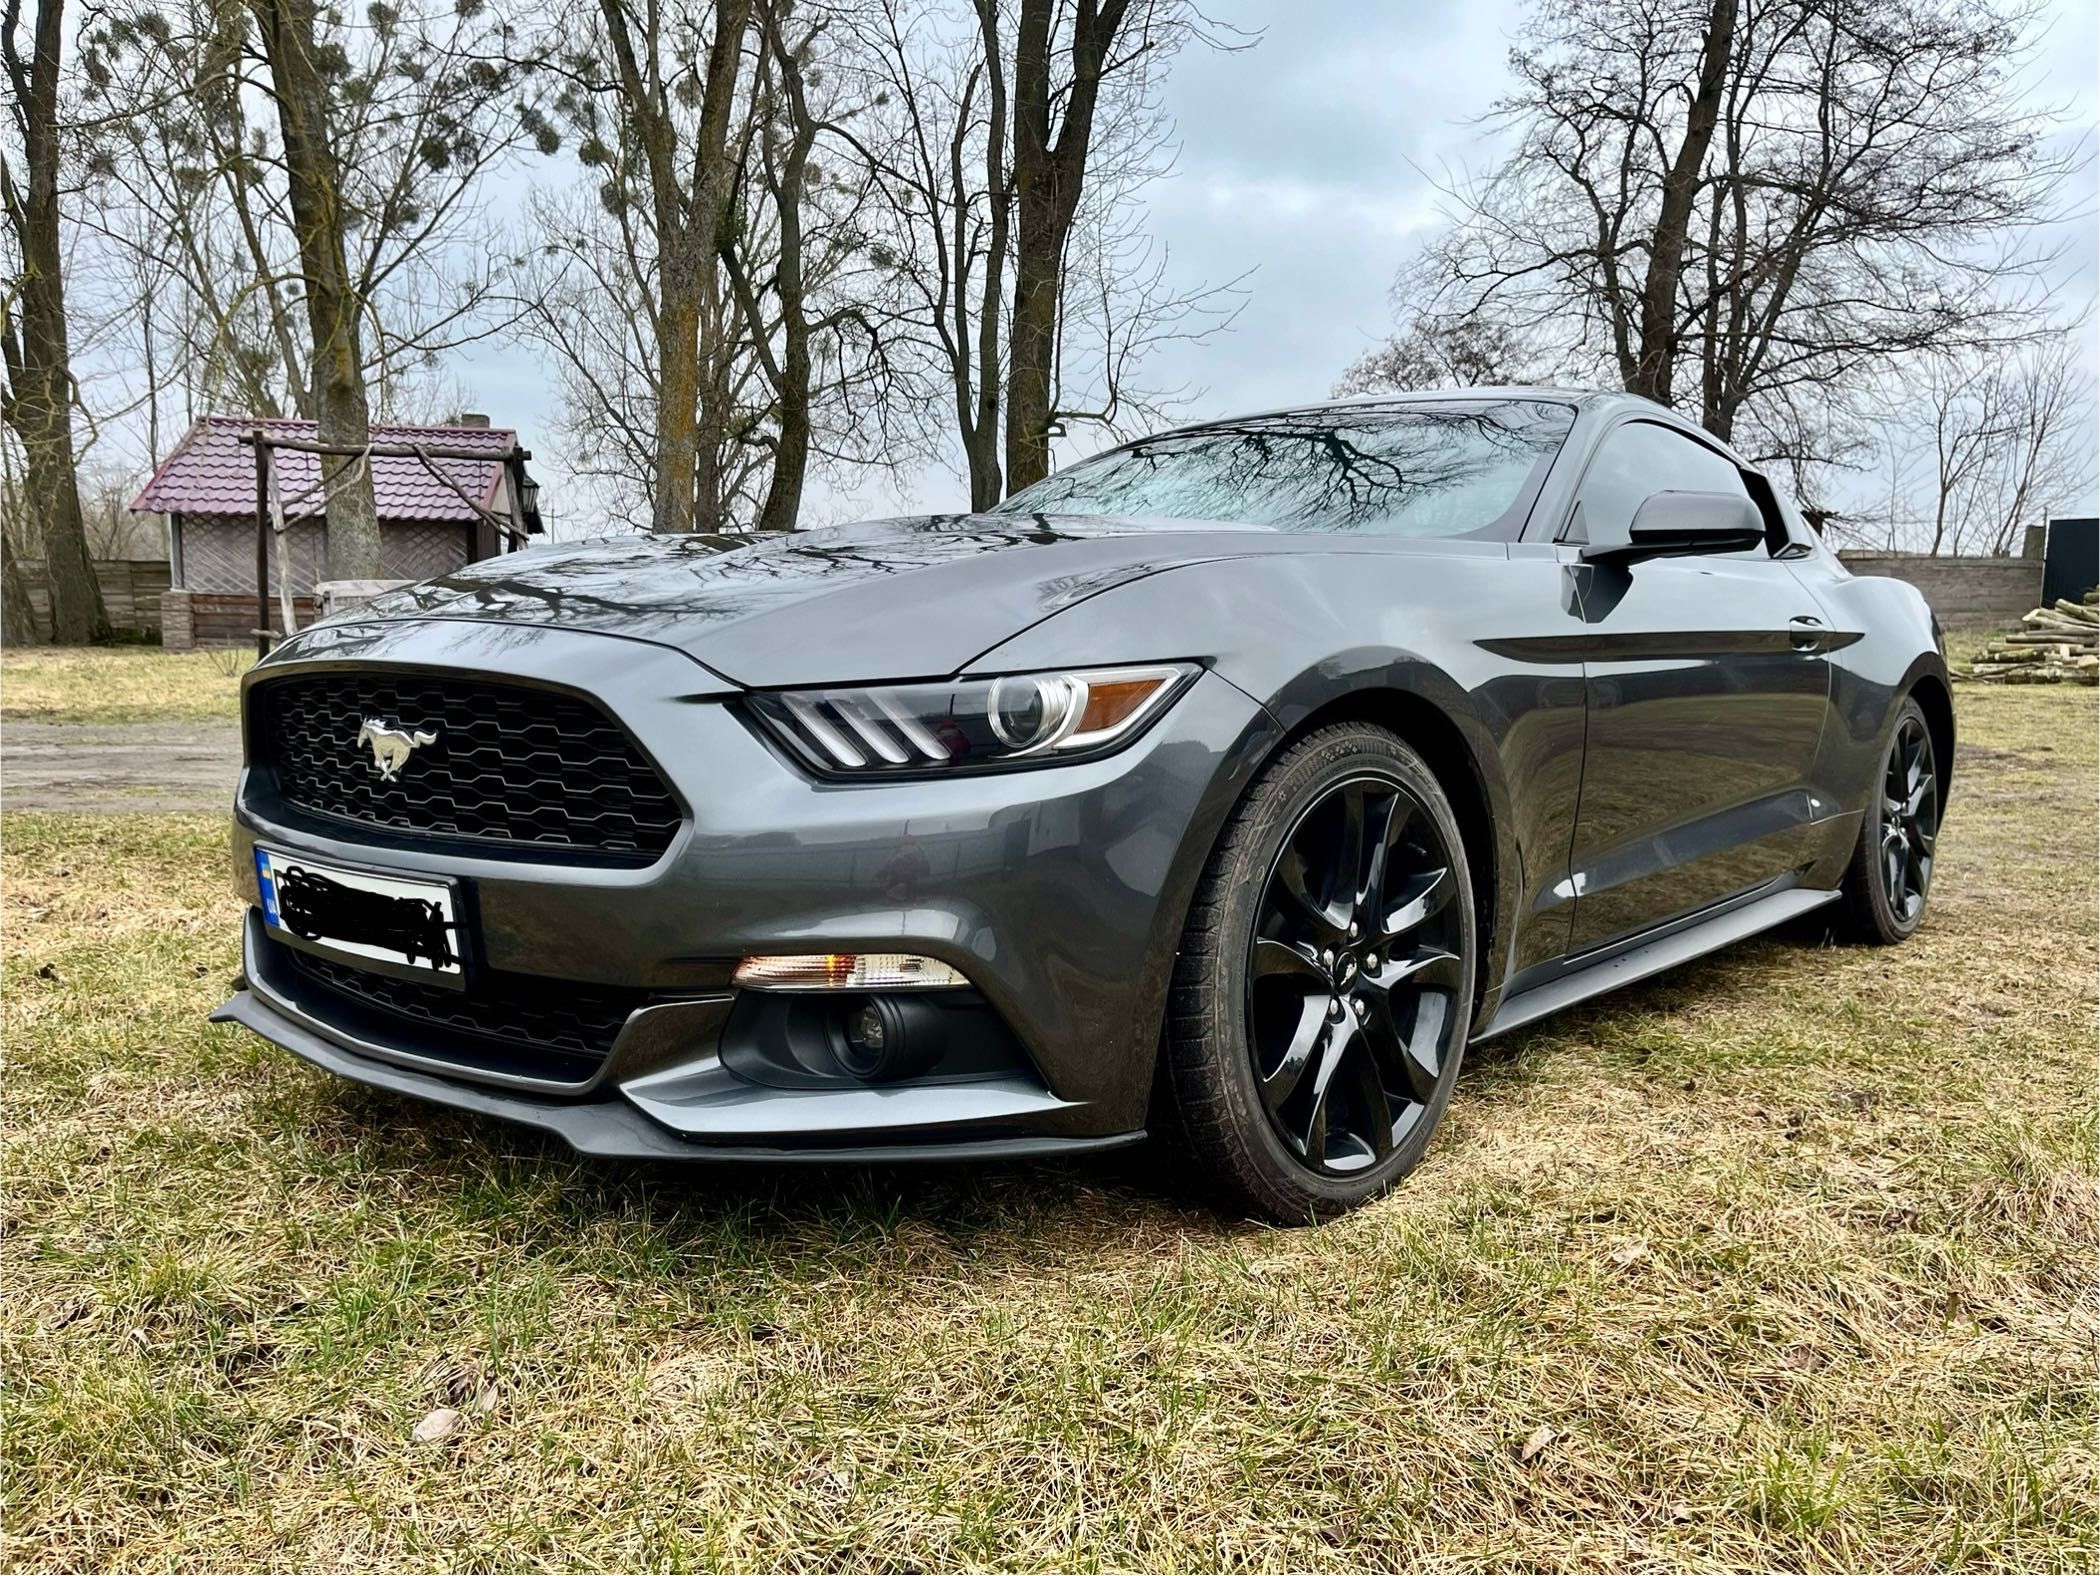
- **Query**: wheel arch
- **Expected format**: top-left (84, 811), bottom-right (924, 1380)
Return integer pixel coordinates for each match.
top-left (1907, 670), bottom-right (1956, 803)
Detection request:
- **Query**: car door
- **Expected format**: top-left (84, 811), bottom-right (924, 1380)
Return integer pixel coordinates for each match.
top-left (1556, 418), bottom-right (1833, 950)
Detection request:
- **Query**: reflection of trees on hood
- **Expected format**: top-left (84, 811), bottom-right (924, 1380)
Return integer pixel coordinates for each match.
top-left (368, 515), bottom-right (1116, 634)
top-left (1002, 405), bottom-right (1568, 532)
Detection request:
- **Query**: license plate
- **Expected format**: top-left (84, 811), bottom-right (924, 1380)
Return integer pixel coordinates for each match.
top-left (256, 848), bottom-right (464, 978)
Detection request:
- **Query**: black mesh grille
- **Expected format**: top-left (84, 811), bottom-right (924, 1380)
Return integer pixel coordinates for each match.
top-left (253, 672), bottom-right (681, 862)
top-left (283, 946), bottom-right (647, 1081)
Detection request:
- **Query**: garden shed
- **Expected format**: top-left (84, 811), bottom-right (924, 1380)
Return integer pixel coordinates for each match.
top-left (129, 415), bottom-right (535, 649)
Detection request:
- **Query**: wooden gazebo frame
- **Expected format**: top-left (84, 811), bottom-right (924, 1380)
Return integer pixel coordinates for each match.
top-left (237, 427), bottom-right (539, 655)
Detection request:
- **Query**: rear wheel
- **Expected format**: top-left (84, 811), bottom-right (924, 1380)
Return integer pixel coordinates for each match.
top-left (1838, 696), bottom-right (1940, 944)
top-left (1161, 723), bottom-right (1477, 1223)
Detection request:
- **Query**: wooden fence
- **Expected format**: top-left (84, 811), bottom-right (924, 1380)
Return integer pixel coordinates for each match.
top-left (16, 559), bottom-right (172, 642)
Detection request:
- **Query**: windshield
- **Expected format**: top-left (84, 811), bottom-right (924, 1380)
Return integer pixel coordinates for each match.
top-left (992, 401), bottom-right (1575, 537)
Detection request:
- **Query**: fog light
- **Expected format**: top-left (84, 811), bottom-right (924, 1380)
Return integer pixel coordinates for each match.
top-left (846, 999), bottom-right (888, 1057)
top-left (833, 994), bottom-right (940, 1082)
top-left (733, 952), bottom-right (967, 991)
top-left (838, 996), bottom-right (895, 1078)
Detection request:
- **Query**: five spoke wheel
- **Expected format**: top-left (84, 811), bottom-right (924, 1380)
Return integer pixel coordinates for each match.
top-left (1879, 713), bottom-right (1938, 923)
top-left (1247, 774), bottom-right (1465, 1175)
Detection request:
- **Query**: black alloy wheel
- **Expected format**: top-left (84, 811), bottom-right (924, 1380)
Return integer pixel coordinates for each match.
top-left (1838, 694), bottom-right (1942, 945)
top-left (1247, 774), bottom-right (1466, 1174)
top-left (1878, 712), bottom-right (1938, 923)
top-left (1162, 723), bottom-right (1478, 1223)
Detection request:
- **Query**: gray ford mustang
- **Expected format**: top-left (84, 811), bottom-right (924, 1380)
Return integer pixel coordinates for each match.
top-left (216, 389), bottom-right (1951, 1221)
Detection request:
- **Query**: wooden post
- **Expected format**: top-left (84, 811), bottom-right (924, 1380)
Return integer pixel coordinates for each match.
top-left (503, 454), bottom-right (529, 553)
top-left (252, 428), bottom-right (272, 656)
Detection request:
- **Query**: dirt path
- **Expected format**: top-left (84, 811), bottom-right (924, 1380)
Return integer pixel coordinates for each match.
top-left (2, 720), bottom-right (241, 814)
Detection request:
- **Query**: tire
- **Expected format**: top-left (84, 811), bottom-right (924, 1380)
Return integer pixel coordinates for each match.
top-left (1836, 695), bottom-right (1941, 945)
top-left (1160, 722), bottom-right (1478, 1223)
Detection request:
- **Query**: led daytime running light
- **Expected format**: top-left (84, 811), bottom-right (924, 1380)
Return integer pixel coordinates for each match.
top-left (749, 663), bottom-right (1193, 777)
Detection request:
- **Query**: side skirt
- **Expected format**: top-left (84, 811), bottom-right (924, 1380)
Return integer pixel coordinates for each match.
top-left (1474, 884), bottom-right (1839, 1043)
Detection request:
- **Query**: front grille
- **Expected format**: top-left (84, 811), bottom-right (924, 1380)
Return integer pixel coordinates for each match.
top-left (283, 945), bottom-right (648, 1082)
top-left (253, 672), bottom-right (681, 862)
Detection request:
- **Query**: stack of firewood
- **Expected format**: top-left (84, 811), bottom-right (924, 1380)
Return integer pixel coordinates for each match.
top-left (1964, 590), bottom-right (2100, 685)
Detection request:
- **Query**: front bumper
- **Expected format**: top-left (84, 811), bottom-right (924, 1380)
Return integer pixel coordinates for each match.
top-left (222, 620), bottom-right (1276, 1157)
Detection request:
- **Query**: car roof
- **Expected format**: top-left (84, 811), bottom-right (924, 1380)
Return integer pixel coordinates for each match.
top-left (1187, 386), bottom-right (1660, 429)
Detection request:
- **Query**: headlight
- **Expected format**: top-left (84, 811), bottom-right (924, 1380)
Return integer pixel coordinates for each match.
top-left (745, 662), bottom-right (1197, 777)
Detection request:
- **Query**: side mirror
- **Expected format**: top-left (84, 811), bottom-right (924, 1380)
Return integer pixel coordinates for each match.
top-left (1579, 490), bottom-right (1767, 565)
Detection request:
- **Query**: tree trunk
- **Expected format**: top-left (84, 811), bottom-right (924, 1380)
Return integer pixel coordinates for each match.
top-left (687, 0), bottom-right (749, 534)
top-left (1627, 0), bottom-right (1736, 407)
top-left (756, 321), bottom-right (809, 533)
top-left (1003, 0), bottom-right (1057, 494)
top-left (0, 526), bottom-right (40, 644)
top-left (748, 5), bottom-right (813, 535)
top-left (1004, 225), bottom-right (1059, 493)
top-left (653, 268), bottom-right (706, 535)
top-left (599, 0), bottom-right (751, 533)
top-left (964, 0), bottom-right (1008, 510)
top-left (1, 0), bottom-right (111, 643)
top-left (1002, 0), bottom-right (1128, 494)
top-left (249, 0), bottom-right (382, 578)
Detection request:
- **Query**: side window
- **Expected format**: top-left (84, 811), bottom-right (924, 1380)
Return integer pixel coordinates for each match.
top-left (1571, 421), bottom-right (1753, 549)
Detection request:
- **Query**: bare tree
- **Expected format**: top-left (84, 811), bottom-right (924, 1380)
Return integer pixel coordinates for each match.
top-left (246, 0), bottom-right (385, 574)
top-left (1003, 0), bottom-right (1216, 490)
top-left (539, 0), bottom-right (756, 534)
top-left (78, 0), bottom-right (550, 548)
top-left (521, 0), bottom-right (949, 533)
top-left (520, 0), bottom-right (761, 534)
top-left (512, 183), bottom-right (683, 530)
top-left (829, 0), bottom-right (1013, 506)
top-left (725, 0), bottom-right (922, 531)
top-left (1335, 311), bottom-right (1538, 396)
top-left (1374, 0), bottom-right (2076, 470)
top-left (1, 0), bottom-right (112, 642)
top-left (1846, 332), bottom-right (2097, 555)
top-left (841, 0), bottom-right (1234, 509)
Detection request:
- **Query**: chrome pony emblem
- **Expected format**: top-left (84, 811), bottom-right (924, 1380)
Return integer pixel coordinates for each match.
top-left (355, 718), bottom-right (439, 780)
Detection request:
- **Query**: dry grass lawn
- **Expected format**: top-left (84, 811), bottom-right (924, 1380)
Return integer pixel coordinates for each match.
top-left (1, 647), bottom-right (252, 724)
top-left (2, 682), bottom-right (2094, 1571)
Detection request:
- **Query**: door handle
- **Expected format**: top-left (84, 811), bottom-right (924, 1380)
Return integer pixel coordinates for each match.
top-left (1789, 615), bottom-right (1824, 651)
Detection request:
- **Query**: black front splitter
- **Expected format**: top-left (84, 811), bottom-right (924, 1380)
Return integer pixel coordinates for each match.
top-left (211, 989), bottom-right (1146, 1165)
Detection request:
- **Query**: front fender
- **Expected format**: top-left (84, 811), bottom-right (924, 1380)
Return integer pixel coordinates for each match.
top-left (1791, 556), bottom-right (1956, 829)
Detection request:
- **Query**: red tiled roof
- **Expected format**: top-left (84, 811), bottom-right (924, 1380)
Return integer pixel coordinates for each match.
top-left (130, 415), bottom-right (516, 522)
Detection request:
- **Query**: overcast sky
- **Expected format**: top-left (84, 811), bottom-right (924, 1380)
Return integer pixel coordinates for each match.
top-left (450, 0), bottom-right (2099, 531)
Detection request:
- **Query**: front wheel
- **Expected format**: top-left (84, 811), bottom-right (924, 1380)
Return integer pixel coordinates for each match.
top-left (1160, 723), bottom-right (1477, 1223)
top-left (1837, 696), bottom-right (1941, 944)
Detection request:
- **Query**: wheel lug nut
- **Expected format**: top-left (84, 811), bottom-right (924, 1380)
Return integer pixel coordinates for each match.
top-left (1320, 948), bottom-right (1335, 967)
top-left (1365, 953), bottom-right (1380, 971)
top-left (1347, 921), bottom-right (1359, 938)
top-left (1352, 996), bottom-right (1367, 1017)
top-left (1328, 997), bottom-right (1344, 1019)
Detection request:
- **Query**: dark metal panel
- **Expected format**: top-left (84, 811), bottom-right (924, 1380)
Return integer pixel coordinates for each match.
top-left (1560, 552), bottom-right (1834, 948)
top-left (2044, 516), bottom-right (2098, 606)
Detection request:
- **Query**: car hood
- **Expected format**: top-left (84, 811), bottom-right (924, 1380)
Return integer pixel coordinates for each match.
top-left (349, 513), bottom-right (1287, 686)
